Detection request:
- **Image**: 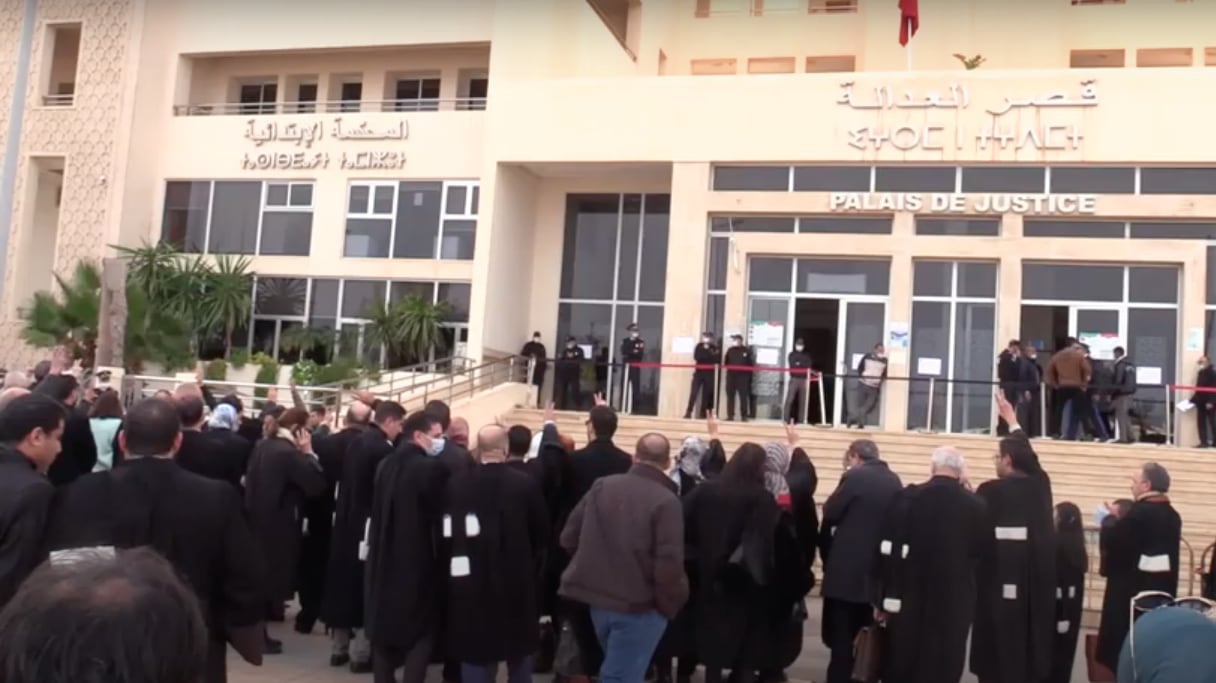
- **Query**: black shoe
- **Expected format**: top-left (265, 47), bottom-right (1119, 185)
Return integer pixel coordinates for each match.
top-left (683, 413), bottom-right (692, 420)
top-left (349, 660), bottom-right (373, 674)
top-left (264, 637), bottom-right (283, 655)
top-left (293, 619), bottom-right (314, 635)
top-left (330, 654), bottom-right (350, 667)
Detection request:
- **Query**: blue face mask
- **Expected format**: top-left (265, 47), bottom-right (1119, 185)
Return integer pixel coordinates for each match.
top-left (427, 437), bottom-right (446, 457)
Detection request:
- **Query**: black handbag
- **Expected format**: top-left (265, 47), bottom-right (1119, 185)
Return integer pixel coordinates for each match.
top-left (851, 625), bottom-right (885, 683)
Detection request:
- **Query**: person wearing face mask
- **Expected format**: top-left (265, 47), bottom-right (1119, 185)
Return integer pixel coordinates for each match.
top-left (1193, 356), bottom-right (1216, 447)
top-left (366, 410), bottom-right (452, 683)
top-left (619, 323), bottom-right (646, 413)
top-left (684, 332), bottom-right (720, 420)
top-left (785, 338), bottom-right (813, 424)
top-left (556, 336), bottom-right (585, 411)
top-left (520, 332), bottom-right (548, 407)
top-left (847, 343), bottom-right (887, 429)
top-left (723, 334), bottom-right (754, 422)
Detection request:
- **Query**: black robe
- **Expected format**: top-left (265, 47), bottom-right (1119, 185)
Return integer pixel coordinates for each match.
top-left (297, 425), bottom-right (362, 623)
top-left (1095, 497), bottom-right (1182, 672)
top-left (683, 478), bottom-right (780, 670)
top-left (876, 476), bottom-right (987, 683)
top-left (521, 340), bottom-right (547, 387)
top-left (443, 462), bottom-right (549, 663)
top-left (243, 434), bottom-right (326, 602)
top-left (365, 444), bottom-right (452, 650)
top-left (322, 424), bottom-right (393, 629)
top-left (1049, 534), bottom-right (1088, 683)
top-left (45, 410), bottom-right (97, 486)
top-left (969, 473), bottom-right (1057, 683)
top-left (177, 429), bottom-right (248, 492)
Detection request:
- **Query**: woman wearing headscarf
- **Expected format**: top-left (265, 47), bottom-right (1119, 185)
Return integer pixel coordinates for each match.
top-left (757, 436), bottom-right (815, 683)
top-left (200, 403), bottom-right (255, 494)
top-left (1049, 502), bottom-right (1088, 683)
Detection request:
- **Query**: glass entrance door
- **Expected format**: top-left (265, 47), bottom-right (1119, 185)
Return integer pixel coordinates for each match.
top-left (1071, 307), bottom-right (1124, 361)
top-left (746, 296), bottom-right (791, 421)
top-left (837, 300), bottom-right (887, 426)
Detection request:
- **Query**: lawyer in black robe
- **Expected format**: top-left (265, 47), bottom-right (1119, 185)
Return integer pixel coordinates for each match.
top-left (969, 430), bottom-right (1056, 683)
top-left (322, 418), bottom-right (398, 631)
top-left (1049, 502), bottom-right (1088, 683)
top-left (876, 467), bottom-right (987, 683)
top-left (1095, 464), bottom-right (1182, 673)
top-left (443, 439), bottom-right (549, 668)
top-left (243, 414), bottom-right (327, 606)
top-left (521, 334), bottom-right (548, 402)
top-left (366, 412), bottom-right (452, 683)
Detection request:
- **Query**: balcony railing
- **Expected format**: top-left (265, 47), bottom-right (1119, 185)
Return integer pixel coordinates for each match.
top-left (694, 0), bottom-right (857, 16)
top-left (41, 94), bottom-right (74, 107)
top-left (173, 97), bottom-right (487, 117)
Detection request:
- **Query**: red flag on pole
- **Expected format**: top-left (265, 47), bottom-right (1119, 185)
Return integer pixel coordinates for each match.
top-left (899, 0), bottom-right (919, 46)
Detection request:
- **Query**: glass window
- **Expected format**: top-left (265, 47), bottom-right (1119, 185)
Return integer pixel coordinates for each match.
top-left (1140, 167), bottom-right (1216, 195)
top-left (1207, 309), bottom-right (1216, 358)
top-left (255, 277), bottom-right (307, 316)
top-left (1128, 222), bottom-right (1216, 240)
top-left (344, 218), bottom-right (392, 258)
top-left (798, 217), bottom-right (891, 234)
top-left (704, 294), bottom-right (725, 343)
top-left (1021, 263), bottom-right (1123, 302)
top-left (912, 261), bottom-right (952, 297)
top-left (208, 182), bottom-right (260, 254)
top-left (1024, 220), bottom-right (1126, 238)
top-left (874, 166), bottom-right (955, 192)
top-left (393, 182), bottom-right (442, 258)
top-left (1128, 266), bottom-right (1178, 304)
top-left (957, 262), bottom-right (997, 298)
top-left (637, 194), bottom-right (670, 302)
top-left (309, 278), bottom-right (339, 327)
top-left (630, 305), bottom-right (665, 415)
top-left (341, 280), bottom-right (383, 319)
top-left (792, 166), bottom-right (870, 192)
top-left (709, 216), bottom-right (796, 233)
top-left (1049, 167), bottom-right (1135, 194)
top-left (707, 237), bottom-right (729, 291)
top-left (160, 181), bottom-right (210, 253)
top-left (952, 302), bottom-right (996, 433)
top-left (1128, 307), bottom-right (1177, 429)
top-left (915, 219), bottom-right (1000, 236)
top-left (796, 259), bottom-right (889, 295)
top-left (560, 195), bottom-right (619, 300)
top-left (289, 184), bottom-right (313, 206)
top-left (556, 302), bottom-right (613, 357)
top-left (712, 166), bottom-right (789, 191)
top-left (960, 166), bottom-right (1044, 193)
top-left (252, 319), bottom-right (276, 356)
top-left (907, 300), bottom-right (949, 431)
top-left (439, 220), bottom-right (476, 260)
top-left (259, 212), bottom-right (312, 256)
top-left (616, 195), bottom-right (641, 300)
top-left (1209, 247), bottom-right (1216, 304)
top-left (437, 283), bottom-right (471, 322)
top-left (748, 257), bottom-right (793, 292)
top-left (390, 280), bottom-right (433, 304)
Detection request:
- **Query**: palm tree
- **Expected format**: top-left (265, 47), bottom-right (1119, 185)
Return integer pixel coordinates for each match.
top-left (201, 254), bottom-right (253, 357)
top-left (123, 285), bottom-right (194, 373)
top-left (365, 295), bottom-right (449, 366)
top-left (20, 261), bottom-right (102, 367)
top-left (114, 242), bottom-right (182, 309)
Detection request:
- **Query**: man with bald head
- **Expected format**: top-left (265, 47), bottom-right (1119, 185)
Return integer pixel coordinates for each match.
top-left (0, 387), bottom-right (30, 412)
top-left (872, 446), bottom-right (987, 683)
top-left (560, 432), bottom-right (688, 683)
top-left (441, 422), bottom-right (548, 683)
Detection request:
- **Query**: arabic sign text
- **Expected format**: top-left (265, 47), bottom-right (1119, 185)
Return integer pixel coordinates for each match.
top-left (829, 193), bottom-right (1098, 215)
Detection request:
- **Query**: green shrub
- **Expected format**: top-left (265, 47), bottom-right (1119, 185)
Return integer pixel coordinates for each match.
top-left (204, 359), bottom-right (227, 382)
top-left (314, 357), bottom-right (361, 387)
top-left (252, 353), bottom-right (279, 399)
top-left (229, 347), bottom-right (250, 369)
top-left (292, 359), bottom-right (319, 386)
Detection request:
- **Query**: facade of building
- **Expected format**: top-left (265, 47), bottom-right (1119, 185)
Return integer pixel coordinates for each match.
top-left (2, 0), bottom-right (1216, 435)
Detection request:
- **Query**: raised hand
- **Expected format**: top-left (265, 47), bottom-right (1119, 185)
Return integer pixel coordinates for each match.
top-left (784, 421), bottom-right (800, 448)
top-left (295, 428), bottom-right (312, 454)
top-left (706, 410), bottom-right (720, 440)
top-left (593, 392), bottom-right (606, 407)
top-left (544, 401), bottom-right (556, 424)
top-left (994, 389), bottom-right (1016, 425)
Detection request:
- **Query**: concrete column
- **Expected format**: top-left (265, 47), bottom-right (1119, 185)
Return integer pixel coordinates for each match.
top-left (0, 0), bottom-right (38, 312)
top-left (657, 162), bottom-right (710, 418)
top-left (883, 211), bottom-right (914, 432)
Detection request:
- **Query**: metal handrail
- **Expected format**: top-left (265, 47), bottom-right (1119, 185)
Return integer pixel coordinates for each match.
top-left (173, 98), bottom-right (486, 117)
top-left (308, 355), bottom-right (475, 391)
top-left (383, 356), bottom-right (516, 408)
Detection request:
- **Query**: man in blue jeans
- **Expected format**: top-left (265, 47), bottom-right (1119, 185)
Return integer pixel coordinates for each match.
top-left (559, 433), bottom-right (688, 683)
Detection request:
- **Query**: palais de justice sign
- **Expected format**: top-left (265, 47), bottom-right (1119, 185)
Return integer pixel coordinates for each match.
top-left (837, 80), bottom-right (1097, 152)
top-left (830, 192), bottom-right (1098, 215)
top-left (241, 118), bottom-right (408, 171)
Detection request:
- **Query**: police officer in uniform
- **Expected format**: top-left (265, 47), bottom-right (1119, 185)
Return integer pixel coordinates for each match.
top-left (555, 336), bottom-right (585, 410)
top-left (618, 323), bottom-right (645, 412)
top-left (684, 332), bottom-right (720, 420)
top-left (785, 337), bottom-right (813, 424)
top-left (723, 334), bottom-right (754, 421)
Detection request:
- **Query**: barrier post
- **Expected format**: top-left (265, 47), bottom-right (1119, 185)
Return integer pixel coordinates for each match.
top-left (1039, 383), bottom-right (1047, 439)
top-left (625, 362), bottom-right (633, 415)
top-left (1167, 384), bottom-right (1174, 447)
top-left (925, 377), bottom-right (935, 431)
top-left (814, 374), bottom-right (825, 426)
top-left (525, 357), bottom-right (533, 386)
top-left (713, 365), bottom-right (721, 419)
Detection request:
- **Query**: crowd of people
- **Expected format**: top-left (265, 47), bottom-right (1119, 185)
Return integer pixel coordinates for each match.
top-left (0, 350), bottom-right (1214, 683)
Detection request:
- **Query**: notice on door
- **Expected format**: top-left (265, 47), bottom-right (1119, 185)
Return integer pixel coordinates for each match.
top-left (749, 322), bottom-right (785, 348)
top-left (888, 322), bottom-right (909, 350)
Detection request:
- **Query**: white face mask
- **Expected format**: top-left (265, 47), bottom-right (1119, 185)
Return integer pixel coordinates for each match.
top-left (733, 340), bottom-right (742, 347)
top-left (630, 332), bottom-right (639, 338)
top-left (795, 345), bottom-right (805, 352)
top-left (702, 338), bottom-right (712, 345)
top-left (533, 336), bottom-right (541, 342)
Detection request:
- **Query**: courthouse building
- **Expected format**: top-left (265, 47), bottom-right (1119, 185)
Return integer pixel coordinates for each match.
top-left (1, 0), bottom-right (1216, 434)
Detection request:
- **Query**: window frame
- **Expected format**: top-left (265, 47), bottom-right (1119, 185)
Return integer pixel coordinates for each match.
top-left (161, 179), bottom-right (316, 257)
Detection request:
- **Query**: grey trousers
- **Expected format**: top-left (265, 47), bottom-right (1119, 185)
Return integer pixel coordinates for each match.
top-left (1113, 394), bottom-right (1133, 443)
top-left (849, 382), bottom-right (881, 426)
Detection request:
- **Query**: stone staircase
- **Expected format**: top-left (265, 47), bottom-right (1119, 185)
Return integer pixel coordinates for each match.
top-left (506, 408), bottom-right (1216, 614)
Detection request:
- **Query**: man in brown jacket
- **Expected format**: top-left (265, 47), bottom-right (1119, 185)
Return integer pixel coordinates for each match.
top-left (560, 433), bottom-right (688, 683)
top-left (1046, 339), bottom-right (1105, 441)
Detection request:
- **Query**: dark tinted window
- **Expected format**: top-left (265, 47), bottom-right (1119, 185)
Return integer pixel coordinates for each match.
top-left (617, 196), bottom-right (641, 300)
top-left (957, 262), bottom-right (997, 298)
top-left (259, 212), bottom-right (312, 255)
top-left (749, 257), bottom-right (793, 291)
top-left (255, 277), bottom-right (308, 316)
top-left (207, 182), bottom-right (260, 254)
top-left (792, 166), bottom-right (870, 192)
top-left (560, 195), bottom-right (619, 299)
top-left (709, 216), bottom-right (796, 233)
top-left (437, 283), bottom-right (471, 322)
top-left (1128, 222), bottom-right (1216, 240)
top-left (1140, 167), bottom-right (1216, 195)
top-left (712, 166), bottom-right (789, 191)
top-left (1128, 267), bottom-right (1178, 304)
top-left (309, 279), bottom-right (339, 326)
top-left (439, 220), bottom-right (476, 259)
top-left (707, 237), bottom-right (729, 291)
top-left (799, 217), bottom-right (891, 234)
top-left (1049, 167), bottom-right (1135, 193)
top-left (916, 219), bottom-right (1000, 236)
top-left (960, 166), bottom-right (1044, 193)
top-left (393, 182), bottom-right (442, 258)
top-left (161, 181), bottom-right (210, 253)
top-left (874, 166), bottom-right (955, 192)
top-left (1022, 264), bottom-right (1123, 301)
top-left (912, 261), bottom-right (951, 297)
top-left (341, 280), bottom-right (384, 318)
top-left (1024, 220), bottom-right (1126, 238)
top-left (796, 259), bottom-right (889, 295)
top-left (637, 194), bottom-right (670, 302)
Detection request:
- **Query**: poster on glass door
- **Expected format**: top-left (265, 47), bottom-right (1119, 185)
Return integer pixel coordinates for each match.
top-left (1078, 332), bottom-right (1120, 361)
